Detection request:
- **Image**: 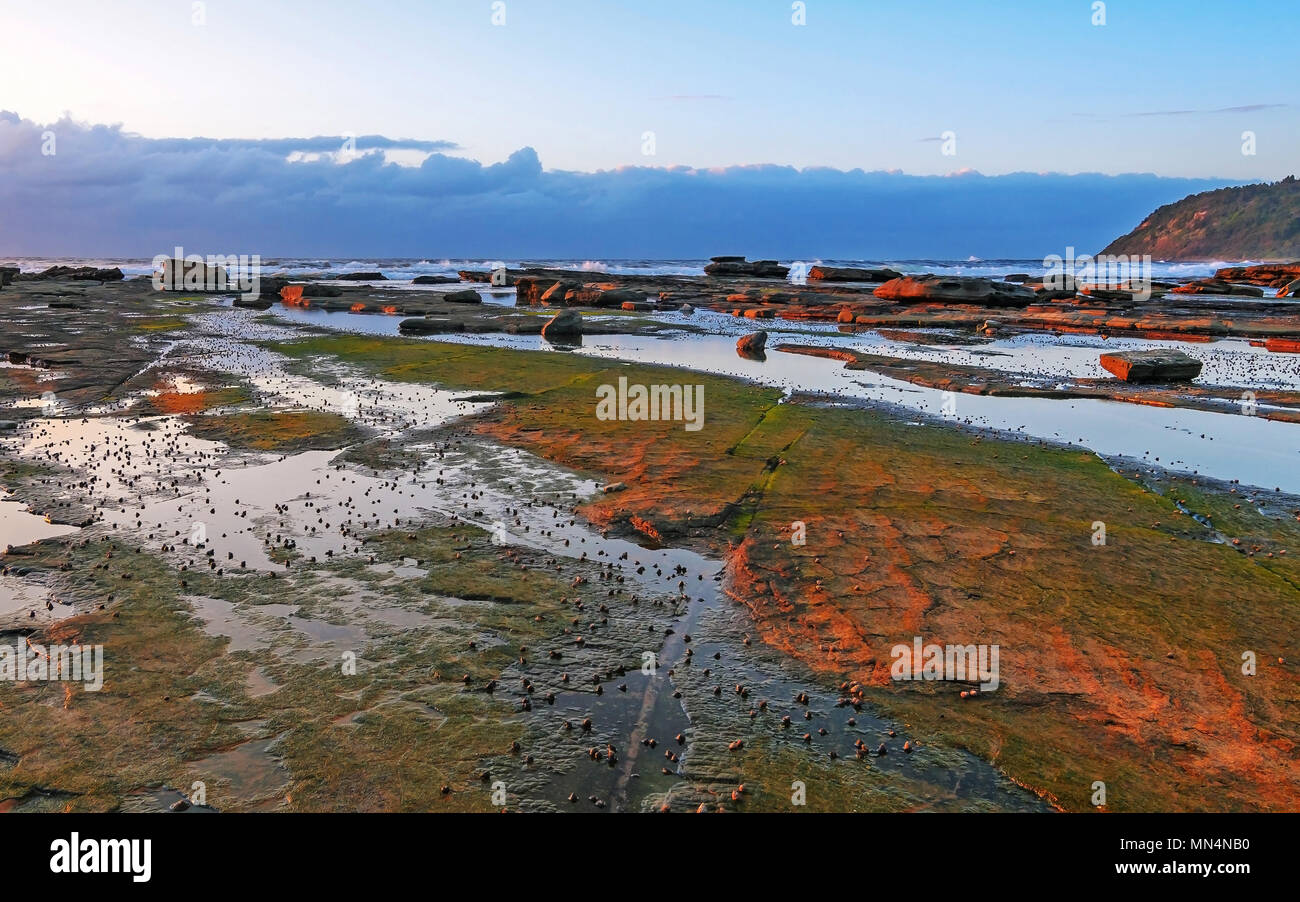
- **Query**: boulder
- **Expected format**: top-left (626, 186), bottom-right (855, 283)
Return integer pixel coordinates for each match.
top-left (587, 289), bottom-right (642, 310)
top-left (541, 280), bottom-right (581, 305)
top-left (412, 275), bottom-right (459, 285)
top-left (704, 257), bottom-right (791, 279)
top-left (564, 287), bottom-right (643, 308)
top-left (594, 288), bottom-right (645, 307)
top-left (541, 309), bottom-right (583, 340)
top-left (336, 271), bottom-right (387, 281)
top-left (873, 276), bottom-right (1037, 307)
top-left (157, 258), bottom-right (228, 291)
top-left (459, 269), bottom-right (517, 285)
top-left (1099, 350), bottom-right (1203, 383)
top-left (809, 266), bottom-right (902, 283)
top-left (737, 331), bottom-right (768, 357)
top-left (0, 266), bottom-right (18, 287)
top-left (233, 296), bottom-right (273, 310)
top-left (399, 318), bottom-right (457, 334)
top-left (1278, 279), bottom-right (1300, 298)
top-left (442, 289), bottom-right (483, 304)
top-left (679, 304), bottom-right (695, 315)
top-left (1171, 279), bottom-right (1264, 297)
top-left (514, 277), bottom-right (549, 306)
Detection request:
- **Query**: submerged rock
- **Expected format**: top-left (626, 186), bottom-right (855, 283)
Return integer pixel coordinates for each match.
top-left (1099, 349), bottom-right (1203, 382)
top-left (411, 275), bottom-right (458, 285)
top-left (399, 317), bottom-right (462, 334)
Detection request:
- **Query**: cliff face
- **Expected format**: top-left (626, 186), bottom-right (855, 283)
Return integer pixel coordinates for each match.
top-left (1101, 176), bottom-right (1300, 261)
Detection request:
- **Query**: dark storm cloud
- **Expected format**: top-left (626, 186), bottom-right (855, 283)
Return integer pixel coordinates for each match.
top-left (0, 112), bottom-right (1234, 259)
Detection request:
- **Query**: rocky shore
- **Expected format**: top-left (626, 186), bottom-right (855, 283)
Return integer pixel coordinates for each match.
top-left (2, 262), bottom-right (1298, 814)
top-left (454, 259), bottom-right (1300, 344)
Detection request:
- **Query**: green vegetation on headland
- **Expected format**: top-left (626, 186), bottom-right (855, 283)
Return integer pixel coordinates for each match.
top-left (1102, 175), bottom-right (1300, 260)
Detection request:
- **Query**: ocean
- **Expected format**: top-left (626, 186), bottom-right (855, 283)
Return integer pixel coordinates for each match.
top-left (0, 256), bottom-right (1258, 282)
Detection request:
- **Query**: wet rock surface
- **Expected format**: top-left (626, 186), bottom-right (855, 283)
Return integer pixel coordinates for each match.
top-left (1, 269), bottom-right (1297, 813)
top-left (1099, 349), bottom-right (1204, 383)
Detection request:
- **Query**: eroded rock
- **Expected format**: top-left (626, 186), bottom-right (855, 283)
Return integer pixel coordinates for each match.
top-left (737, 331), bottom-right (768, 358)
top-left (874, 276), bottom-right (1036, 307)
top-left (1099, 349), bottom-right (1203, 382)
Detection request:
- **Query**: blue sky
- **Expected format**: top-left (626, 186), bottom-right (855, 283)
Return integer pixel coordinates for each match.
top-left (5, 0), bottom-right (1295, 176)
top-left (1, 1), bottom-right (1295, 257)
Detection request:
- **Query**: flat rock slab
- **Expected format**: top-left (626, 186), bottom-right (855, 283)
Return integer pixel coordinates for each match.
top-left (874, 276), bottom-right (1037, 307)
top-left (809, 265), bottom-right (901, 283)
top-left (1099, 349), bottom-right (1203, 382)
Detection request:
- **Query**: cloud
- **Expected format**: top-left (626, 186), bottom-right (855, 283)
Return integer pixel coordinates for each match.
top-left (143, 135), bottom-right (458, 154)
top-left (1129, 104), bottom-right (1288, 117)
top-left (1075, 103), bottom-right (1288, 119)
top-left (0, 112), bottom-right (1238, 259)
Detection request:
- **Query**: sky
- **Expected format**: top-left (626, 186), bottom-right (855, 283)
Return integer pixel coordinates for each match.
top-left (1, 0), bottom-right (1296, 258)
